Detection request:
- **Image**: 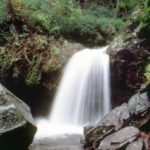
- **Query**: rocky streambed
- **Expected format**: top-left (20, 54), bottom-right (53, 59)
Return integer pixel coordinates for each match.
top-left (0, 82), bottom-right (149, 150)
top-left (28, 83), bottom-right (150, 150)
top-left (82, 83), bottom-right (150, 150)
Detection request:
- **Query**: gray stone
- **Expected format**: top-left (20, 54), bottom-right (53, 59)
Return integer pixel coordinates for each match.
top-left (98, 126), bottom-right (139, 150)
top-left (99, 103), bottom-right (130, 129)
top-left (0, 84), bottom-right (37, 150)
top-left (83, 89), bottom-right (150, 150)
top-left (126, 138), bottom-right (143, 150)
top-left (84, 103), bottom-right (130, 148)
top-left (128, 92), bottom-right (150, 115)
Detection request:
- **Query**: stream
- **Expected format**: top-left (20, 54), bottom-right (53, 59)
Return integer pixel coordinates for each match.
top-left (29, 134), bottom-right (83, 150)
top-left (29, 119), bottom-right (83, 150)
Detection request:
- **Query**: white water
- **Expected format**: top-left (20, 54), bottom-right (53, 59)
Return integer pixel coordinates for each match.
top-left (50, 46), bottom-right (110, 125)
top-left (35, 46), bottom-right (111, 138)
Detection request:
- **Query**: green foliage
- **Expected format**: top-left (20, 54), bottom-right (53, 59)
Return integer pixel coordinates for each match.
top-left (145, 63), bottom-right (150, 81)
top-left (116, 0), bottom-right (140, 10)
top-left (0, 0), bottom-right (144, 85)
top-left (0, 0), bottom-right (11, 44)
top-left (139, 0), bottom-right (150, 34)
top-left (12, 0), bottom-right (81, 34)
top-left (0, 0), bottom-right (142, 44)
top-left (0, 47), bottom-right (12, 75)
top-left (85, 4), bottom-right (116, 18)
top-left (25, 57), bottom-right (42, 85)
top-left (116, 0), bottom-right (142, 18)
top-left (9, 0), bottom-right (125, 44)
top-left (0, 33), bottom-right (67, 85)
top-left (0, 0), bottom-right (10, 23)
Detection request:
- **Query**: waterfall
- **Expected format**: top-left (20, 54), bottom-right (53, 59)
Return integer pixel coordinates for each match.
top-left (49, 46), bottom-right (111, 126)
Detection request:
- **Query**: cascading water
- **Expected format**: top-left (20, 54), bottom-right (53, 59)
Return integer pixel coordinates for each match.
top-left (35, 46), bottom-right (111, 138)
top-left (49, 46), bottom-right (111, 126)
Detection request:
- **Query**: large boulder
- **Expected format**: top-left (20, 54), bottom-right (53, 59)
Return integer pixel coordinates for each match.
top-left (128, 92), bottom-right (150, 115)
top-left (126, 138), bottom-right (143, 150)
top-left (98, 126), bottom-right (139, 150)
top-left (98, 103), bottom-right (129, 129)
top-left (83, 103), bottom-right (130, 148)
top-left (0, 84), bottom-right (37, 150)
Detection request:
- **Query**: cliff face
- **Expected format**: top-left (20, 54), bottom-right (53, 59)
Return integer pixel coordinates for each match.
top-left (110, 38), bottom-right (149, 107)
top-left (109, 3), bottom-right (150, 107)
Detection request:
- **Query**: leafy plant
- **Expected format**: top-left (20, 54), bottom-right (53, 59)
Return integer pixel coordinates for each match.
top-left (0, 0), bottom-right (145, 86)
top-left (144, 63), bottom-right (150, 82)
top-left (7, 0), bottom-right (125, 44)
top-left (0, 0), bottom-right (10, 23)
top-left (0, 33), bottom-right (68, 85)
top-left (115, 0), bottom-right (142, 18)
top-left (139, 1), bottom-right (150, 35)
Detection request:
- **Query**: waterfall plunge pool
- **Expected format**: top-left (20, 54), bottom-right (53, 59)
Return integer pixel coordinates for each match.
top-left (30, 46), bottom-right (111, 150)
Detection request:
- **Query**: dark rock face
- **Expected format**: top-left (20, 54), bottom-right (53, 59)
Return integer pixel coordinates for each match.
top-left (82, 85), bottom-right (150, 150)
top-left (109, 14), bottom-right (150, 107)
top-left (110, 43), bottom-right (149, 107)
top-left (0, 84), bottom-right (37, 150)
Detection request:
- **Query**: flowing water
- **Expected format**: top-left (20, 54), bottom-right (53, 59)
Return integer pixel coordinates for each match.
top-left (30, 47), bottom-right (111, 150)
top-left (50, 46), bottom-right (110, 126)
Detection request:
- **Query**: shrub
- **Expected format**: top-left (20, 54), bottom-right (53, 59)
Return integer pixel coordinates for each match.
top-left (10, 0), bottom-right (124, 44)
top-left (0, 0), bottom-right (142, 44)
top-left (0, 0), bottom-right (10, 23)
top-left (139, 2), bottom-right (150, 35)
top-left (0, 33), bottom-right (67, 85)
top-left (116, 0), bottom-right (142, 18)
top-left (11, 0), bottom-right (81, 34)
top-left (85, 3), bottom-right (116, 18)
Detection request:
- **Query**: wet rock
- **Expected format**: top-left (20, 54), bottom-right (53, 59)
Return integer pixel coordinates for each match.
top-left (83, 104), bottom-right (130, 148)
top-left (98, 103), bottom-right (129, 129)
top-left (0, 84), bottom-right (37, 150)
top-left (83, 86), bottom-right (150, 150)
top-left (126, 138), bottom-right (143, 150)
top-left (83, 125), bottom-right (94, 136)
top-left (98, 126), bottom-right (139, 150)
top-left (128, 92), bottom-right (150, 115)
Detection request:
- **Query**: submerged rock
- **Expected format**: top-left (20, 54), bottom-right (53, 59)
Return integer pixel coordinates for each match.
top-left (0, 84), bottom-right (37, 150)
